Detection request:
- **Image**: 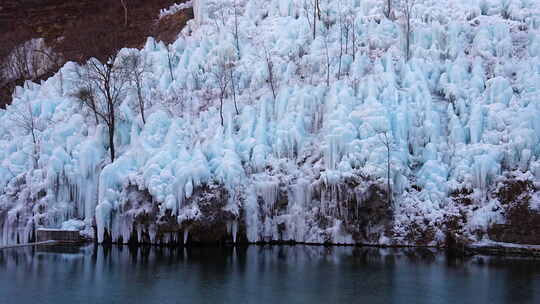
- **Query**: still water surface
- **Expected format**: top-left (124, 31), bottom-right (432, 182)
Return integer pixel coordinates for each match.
top-left (1, 245), bottom-right (539, 304)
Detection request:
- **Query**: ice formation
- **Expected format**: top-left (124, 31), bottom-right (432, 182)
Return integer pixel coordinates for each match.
top-left (159, 1), bottom-right (194, 19)
top-left (1, 0), bottom-right (540, 246)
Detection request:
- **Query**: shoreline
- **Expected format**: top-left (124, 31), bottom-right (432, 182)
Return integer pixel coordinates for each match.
top-left (0, 240), bottom-right (59, 250)
top-left (4, 239), bottom-right (536, 258)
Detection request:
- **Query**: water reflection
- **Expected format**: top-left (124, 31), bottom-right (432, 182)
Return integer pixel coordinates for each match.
top-left (1, 245), bottom-right (539, 304)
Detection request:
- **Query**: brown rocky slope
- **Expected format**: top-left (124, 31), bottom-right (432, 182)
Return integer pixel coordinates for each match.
top-left (0, 0), bottom-right (193, 109)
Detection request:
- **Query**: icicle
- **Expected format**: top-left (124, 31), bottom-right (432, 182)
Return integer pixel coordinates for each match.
top-left (137, 225), bottom-right (142, 243)
top-left (244, 187), bottom-right (260, 242)
top-left (183, 227), bottom-right (190, 245)
top-left (163, 232), bottom-right (170, 245)
top-left (149, 225), bottom-right (157, 243)
top-left (185, 180), bottom-right (193, 199)
top-left (232, 220), bottom-right (238, 243)
top-left (95, 200), bottom-right (112, 243)
top-left (257, 180), bottom-right (279, 215)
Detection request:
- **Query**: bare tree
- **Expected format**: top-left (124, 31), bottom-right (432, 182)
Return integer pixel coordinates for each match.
top-left (122, 52), bottom-right (151, 124)
top-left (352, 18), bottom-right (356, 61)
top-left (166, 44), bottom-right (175, 81)
top-left (321, 23), bottom-right (331, 87)
top-left (402, 0), bottom-right (415, 61)
top-left (75, 81), bottom-right (100, 125)
top-left (230, 1), bottom-right (241, 114)
top-left (384, 0), bottom-right (393, 19)
top-left (262, 45), bottom-right (278, 100)
top-left (232, 0), bottom-right (241, 58)
top-left (342, 10), bottom-right (352, 56)
top-left (120, 0), bottom-right (129, 27)
top-left (1, 33), bottom-right (63, 108)
top-left (338, 0), bottom-right (344, 80)
top-left (9, 41), bottom-right (32, 80)
top-left (33, 48), bottom-right (63, 74)
top-left (343, 11), bottom-right (357, 61)
top-left (213, 0), bottom-right (228, 27)
top-left (211, 60), bottom-right (231, 126)
top-left (302, 0), bottom-right (320, 39)
top-left (3, 39), bottom-right (58, 82)
top-left (303, 0), bottom-right (313, 36)
top-left (229, 63), bottom-right (239, 115)
top-left (10, 98), bottom-right (42, 168)
top-left (377, 130), bottom-right (393, 206)
top-left (75, 54), bottom-right (129, 161)
top-left (155, 86), bottom-right (186, 117)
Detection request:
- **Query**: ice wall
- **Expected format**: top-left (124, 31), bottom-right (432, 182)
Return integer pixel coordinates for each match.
top-left (1, 0), bottom-right (540, 246)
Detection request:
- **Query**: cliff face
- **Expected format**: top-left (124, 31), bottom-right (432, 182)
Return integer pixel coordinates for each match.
top-left (1, 0), bottom-right (540, 247)
top-left (0, 0), bottom-right (192, 109)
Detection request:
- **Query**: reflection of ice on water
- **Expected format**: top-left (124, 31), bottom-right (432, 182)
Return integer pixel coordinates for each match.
top-left (34, 244), bottom-right (91, 260)
top-left (0, 245), bottom-right (539, 304)
top-left (0, 244), bottom-right (515, 268)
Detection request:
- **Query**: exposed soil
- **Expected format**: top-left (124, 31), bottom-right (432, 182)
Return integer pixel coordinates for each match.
top-left (0, 0), bottom-right (193, 108)
top-left (488, 177), bottom-right (540, 245)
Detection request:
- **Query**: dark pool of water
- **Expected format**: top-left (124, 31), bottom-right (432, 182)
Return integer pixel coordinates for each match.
top-left (1, 244), bottom-right (539, 304)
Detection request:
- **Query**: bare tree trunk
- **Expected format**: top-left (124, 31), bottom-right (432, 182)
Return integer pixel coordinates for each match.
top-left (167, 45), bottom-right (175, 81)
top-left (91, 100), bottom-right (99, 125)
top-left (136, 80), bottom-right (145, 124)
top-left (105, 69), bottom-right (117, 162)
top-left (403, 0), bottom-right (415, 62)
top-left (303, 0), bottom-right (312, 36)
top-left (324, 33), bottom-right (330, 87)
top-left (313, 0), bottom-right (317, 39)
top-left (120, 0), bottom-right (128, 27)
top-left (108, 120), bottom-right (116, 162)
top-left (211, 60), bottom-right (230, 127)
top-left (387, 137), bottom-right (391, 205)
top-left (269, 62), bottom-right (276, 99)
top-left (380, 131), bottom-right (392, 206)
top-left (352, 20), bottom-right (356, 61)
top-left (406, 16), bottom-right (411, 61)
top-left (338, 0), bottom-right (343, 80)
top-left (219, 95), bottom-right (224, 126)
top-left (385, 0), bottom-right (392, 19)
top-left (263, 46), bottom-right (277, 100)
top-left (345, 27), bottom-right (349, 55)
top-left (229, 67), bottom-right (239, 115)
top-left (29, 106), bottom-right (39, 169)
top-left (84, 86), bottom-right (100, 125)
top-left (233, 0), bottom-right (241, 58)
top-left (269, 69), bottom-right (276, 100)
top-left (344, 15), bottom-right (350, 56)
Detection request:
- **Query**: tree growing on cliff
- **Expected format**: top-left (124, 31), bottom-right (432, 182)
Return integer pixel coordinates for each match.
top-left (303, 0), bottom-right (321, 40)
top-left (321, 19), bottom-right (331, 87)
top-left (262, 45), bottom-right (278, 100)
top-left (166, 44), bottom-right (176, 82)
top-left (314, 0), bottom-right (321, 39)
top-left (74, 53), bottom-right (129, 162)
top-left (384, 0), bottom-right (394, 19)
top-left (122, 52), bottom-right (151, 124)
top-left (377, 130), bottom-right (394, 206)
top-left (211, 58), bottom-right (232, 126)
top-left (2, 37), bottom-right (61, 84)
top-left (232, 0), bottom-right (241, 58)
top-left (402, 0), bottom-right (416, 61)
top-left (120, 0), bottom-right (129, 27)
top-left (9, 97), bottom-right (43, 169)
